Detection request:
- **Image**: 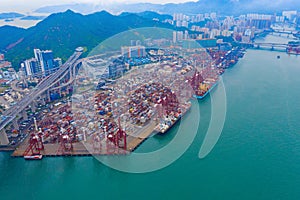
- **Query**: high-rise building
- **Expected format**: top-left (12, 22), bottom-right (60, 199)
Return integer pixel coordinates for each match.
top-left (173, 31), bottom-right (177, 43)
top-left (108, 64), bottom-right (126, 78)
top-left (34, 49), bottom-right (56, 76)
top-left (282, 11), bottom-right (297, 21)
top-left (181, 20), bottom-right (188, 28)
top-left (296, 14), bottom-right (300, 27)
top-left (54, 58), bottom-right (62, 68)
top-left (210, 12), bottom-right (217, 20)
top-left (176, 20), bottom-right (182, 27)
top-left (177, 31), bottom-right (184, 41)
top-left (23, 58), bottom-right (40, 76)
top-left (184, 30), bottom-right (189, 40)
top-left (22, 49), bottom-right (61, 77)
top-left (121, 46), bottom-right (146, 58)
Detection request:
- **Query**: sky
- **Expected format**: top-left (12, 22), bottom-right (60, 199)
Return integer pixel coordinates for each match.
top-left (0, 0), bottom-right (197, 13)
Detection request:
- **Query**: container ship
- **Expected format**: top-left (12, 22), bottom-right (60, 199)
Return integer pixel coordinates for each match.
top-left (193, 79), bottom-right (218, 99)
top-left (155, 101), bottom-right (191, 134)
top-left (189, 67), bottom-right (219, 99)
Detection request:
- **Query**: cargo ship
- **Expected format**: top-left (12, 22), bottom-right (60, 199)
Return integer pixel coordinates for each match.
top-left (155, 102), bottom-right (191, 134)
top-left (193, 79), bottom-right (218, 99)
top-left (189, 66), bottom-right (219, 100)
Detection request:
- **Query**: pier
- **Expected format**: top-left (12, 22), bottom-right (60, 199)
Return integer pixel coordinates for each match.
top-left (11, 127), bottom-right (155, 157)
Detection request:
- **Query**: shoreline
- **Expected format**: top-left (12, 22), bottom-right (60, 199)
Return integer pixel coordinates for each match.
top-left (2, 46), bottom-right (245, 158)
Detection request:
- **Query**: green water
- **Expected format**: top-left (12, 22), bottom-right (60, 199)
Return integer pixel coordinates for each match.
top-left (1, 36), bottom-right (300, 199)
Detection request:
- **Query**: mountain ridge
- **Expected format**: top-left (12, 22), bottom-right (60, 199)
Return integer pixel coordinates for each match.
top-left (34, 0), bottom-right (300, 16)
top-left (0, 10), bottom-right (172, 70)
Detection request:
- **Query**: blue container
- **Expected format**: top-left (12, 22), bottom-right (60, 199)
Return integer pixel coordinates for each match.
top-left (50, 93), bottom-right (60, 100)
top-left (99, 110), bottom-right (106, 115)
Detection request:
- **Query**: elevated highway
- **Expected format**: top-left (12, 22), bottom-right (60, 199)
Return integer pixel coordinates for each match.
top-left (0, 50), bottom-right (82, 145)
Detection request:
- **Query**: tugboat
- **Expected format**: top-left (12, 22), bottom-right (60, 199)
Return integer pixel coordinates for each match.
top-left (24, 154), bottom-right (43, 160)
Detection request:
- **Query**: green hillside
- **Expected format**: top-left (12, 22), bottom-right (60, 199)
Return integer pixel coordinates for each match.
top-left (0, 10), bottom-right (172, 71)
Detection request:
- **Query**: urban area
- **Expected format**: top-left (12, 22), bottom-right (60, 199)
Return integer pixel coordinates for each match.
top-left (0, 9), bottom-right (299, 160)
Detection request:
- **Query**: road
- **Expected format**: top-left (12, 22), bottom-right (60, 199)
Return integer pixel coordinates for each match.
top-left (0, 51), bottom-right (82, 132)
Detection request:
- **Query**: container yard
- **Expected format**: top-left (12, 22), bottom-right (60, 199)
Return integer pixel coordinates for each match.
top-left (12, 46), bottom-right (245, 158)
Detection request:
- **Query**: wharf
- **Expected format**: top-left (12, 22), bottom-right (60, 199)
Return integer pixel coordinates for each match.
top-left (126, 121), bottom-right (157, 151)
top-left (11, 123), bottom-right (157, 157)
top-left (12, 142), bottom-right (92, 157)
top-left (10, 48), bottom-right (204, 158)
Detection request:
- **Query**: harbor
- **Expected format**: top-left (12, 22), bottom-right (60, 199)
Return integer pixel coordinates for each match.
top-left (8, 44), bottom-right (244, 159)
top-left (1, 4), bottom-right (300, 199)
top-left (1, 47), bottom-right (300, 199)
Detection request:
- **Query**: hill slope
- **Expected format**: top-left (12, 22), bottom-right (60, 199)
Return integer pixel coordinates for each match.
top-left (0, 10), bottom-right (172, 70)
top-left (0, 26), bottom-right (26, 52)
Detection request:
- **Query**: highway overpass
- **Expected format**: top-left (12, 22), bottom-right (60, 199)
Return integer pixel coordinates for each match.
top-left (0, 50), bottom-right (82, 145)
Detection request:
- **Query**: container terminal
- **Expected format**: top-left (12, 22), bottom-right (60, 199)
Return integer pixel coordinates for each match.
top-left (11, 46), bottom-right (245, 159)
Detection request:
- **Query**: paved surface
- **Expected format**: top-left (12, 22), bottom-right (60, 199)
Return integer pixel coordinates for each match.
top-left (10, 80), bottom-right (26, 93)
top-left (0, 51), bottom-right (82, 132)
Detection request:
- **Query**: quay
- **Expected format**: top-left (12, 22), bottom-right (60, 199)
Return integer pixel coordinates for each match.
top-left (8, 45), bottom-right (242, 159)
top-left (11, 124), bottom-right (156, 157)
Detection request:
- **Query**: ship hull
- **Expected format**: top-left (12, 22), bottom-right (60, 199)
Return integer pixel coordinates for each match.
top-left (193, 81), bottom-right (218, 99)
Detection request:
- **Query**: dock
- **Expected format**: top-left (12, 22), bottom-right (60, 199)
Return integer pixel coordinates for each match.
top-left (8, 47), bottom-right (220, 159)
top-left (12, 142), bottom-right (92, 157)
top-left (11, 122), bottom-right (157, 157)
top-left (126, 121), bottom-right (157, 151)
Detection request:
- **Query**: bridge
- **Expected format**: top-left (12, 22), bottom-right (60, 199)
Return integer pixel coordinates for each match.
top-left (271, 30), bottom-right (298, 35)
top-left (269, 28), bottom-right (300, 39)
top-left (0, 50), bottom-right (83, 145)
top-left (238, 42), bottom-right (294, 51)
top-left (253, 42), bottom-right (289, 50)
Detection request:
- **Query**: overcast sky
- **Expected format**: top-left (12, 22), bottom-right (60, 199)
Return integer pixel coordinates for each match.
top-left (1, 0), bottom-right (197, 12)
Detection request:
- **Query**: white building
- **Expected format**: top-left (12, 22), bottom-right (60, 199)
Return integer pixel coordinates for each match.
top-left (282, 11), bottom-right (297, 21)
